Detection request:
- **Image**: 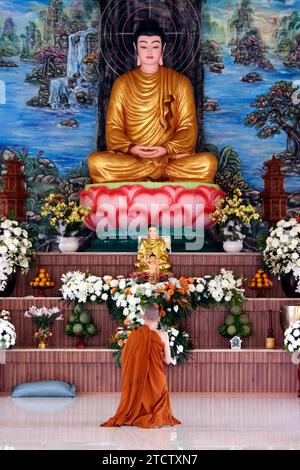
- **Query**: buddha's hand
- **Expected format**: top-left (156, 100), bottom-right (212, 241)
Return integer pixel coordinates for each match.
top-left (130, 145), bottom-right (167, 159)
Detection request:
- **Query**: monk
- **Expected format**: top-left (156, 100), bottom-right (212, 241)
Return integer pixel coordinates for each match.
top-left (88, 19), bottom-right (218, 183)
top-left (101, 305), bottom-right (181, 428)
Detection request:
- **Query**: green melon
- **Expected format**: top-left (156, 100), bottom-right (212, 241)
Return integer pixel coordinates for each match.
top-left (86, 324), bottom-right (97, 336)
top-left (225, 314), bottom-right (235, 326)
top-left (68, 314), bottom-right (78, 324)
top-left (227, 325), bottom-right (237, 336)
top-left (79, 312), bottom-right (91, 325)
top-left (240, 314), bottom-right (250, 325)
top-left (74, 304), bottom-right (84, 315)
top-left (65, 324), bottom-right (73, 336)
top-left (241, 325), bottom-right (251, 336)
top-left (230, 305), bottom-right (243, 316)
top-left (73, 323), bottom-right (84, 335)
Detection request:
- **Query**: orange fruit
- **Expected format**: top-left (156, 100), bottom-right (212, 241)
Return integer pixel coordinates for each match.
top-left (118, 340), bottom-right (124, 347)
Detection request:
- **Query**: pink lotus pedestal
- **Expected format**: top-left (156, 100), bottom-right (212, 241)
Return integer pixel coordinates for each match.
top-left (80, 182), bottom-right (225, 235)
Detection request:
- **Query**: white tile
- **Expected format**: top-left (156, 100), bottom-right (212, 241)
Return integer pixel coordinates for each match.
top-left (0, 395), bottom-right (299, 450)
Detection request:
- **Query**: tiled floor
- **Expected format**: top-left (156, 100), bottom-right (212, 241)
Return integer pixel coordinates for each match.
top-left (0, 394), bottom-right (299, 450)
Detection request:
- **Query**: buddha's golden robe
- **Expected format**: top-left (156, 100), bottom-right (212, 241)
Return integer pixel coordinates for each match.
top-left (135, 237), bottom-right (171, 273)
top-left (88, 66), bottom-right (218, 183)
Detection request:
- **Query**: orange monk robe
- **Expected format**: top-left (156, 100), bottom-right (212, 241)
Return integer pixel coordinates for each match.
top-left (101, 325), bottom-right (181, 428)
top-left (88, 66), bottom-right (218, 183)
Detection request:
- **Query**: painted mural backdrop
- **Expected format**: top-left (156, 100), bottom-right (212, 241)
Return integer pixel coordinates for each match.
top-left (203, 0), bottom-right (300, 196)
top-left (0, 0), bottom-right (100, 174)
top-left (0, 0), bottom-right (299, 248)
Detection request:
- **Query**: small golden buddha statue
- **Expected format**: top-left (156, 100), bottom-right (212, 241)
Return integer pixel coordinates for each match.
top-left (135, 225), bottom-right (172, 274)
top-left (88, 19), bottom-right (217, 184)
top-left (145, 253), bottom-right (161, 283)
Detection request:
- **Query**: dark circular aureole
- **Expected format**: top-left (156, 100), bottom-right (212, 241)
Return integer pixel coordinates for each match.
top-left (99, 0), bottom-right (201, 76)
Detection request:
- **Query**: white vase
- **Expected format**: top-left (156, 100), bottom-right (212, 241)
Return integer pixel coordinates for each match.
top-left (223, 240), bottom-right (243, 253)
top-left (58, 236), bottom-right (80, 253)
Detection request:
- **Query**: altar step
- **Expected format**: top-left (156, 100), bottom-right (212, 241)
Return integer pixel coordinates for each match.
top-left (13, 252), bottom-right (285, 298)
top-left (0, 349), bottom-right (297, 394)
top-left (3, 298), bottom-right (300, 349)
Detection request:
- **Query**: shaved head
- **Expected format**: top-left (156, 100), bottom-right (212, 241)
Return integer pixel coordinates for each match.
top-left (144, 305), bottom-right (160, 322)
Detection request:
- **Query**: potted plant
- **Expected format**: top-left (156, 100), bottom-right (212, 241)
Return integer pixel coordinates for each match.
top-left (0, 218), bottom-right (34, 297)
top-left (40, 193), bottom-right (91, 252)
top-left (210, 188), bottom-right (260, 252)
top-left (24, 306), bottom-right (63, 349)
top-left (263, 219), bottom-right (300, 297)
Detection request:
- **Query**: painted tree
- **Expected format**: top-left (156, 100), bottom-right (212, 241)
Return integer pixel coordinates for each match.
top-left (35, 46), bottom-right (66, 76)
top-left (245, 81), bottom-right (300, 163)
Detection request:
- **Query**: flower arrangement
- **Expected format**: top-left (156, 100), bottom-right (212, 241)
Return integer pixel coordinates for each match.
top-left (284, 320), bottom-right (300, 353)
top-left (263, 219), bottom-right (300, 293)
top-left (108, 276), bottom-right (193, 326)
top-left (108, 322), bottom-right (191, 367)
top-left (165, 326), bottom-right (192, 365)
top-left (24, 306), bottom-right (63, 348)
top-left (210, 188), bottom-right (260, 241)
top-left (108, 322), bottom-right (139, 367)
top-left (60, 269), bottom-right (246, 366)
top-left (190, 269), bottom-right (246, 308)
top-left (0, 257), bottom-right (12, 292)
top-left (40, 193), bottom-right (91, 237)
top-left (0, 309), bottom-right (16, 349)
top-left (61, 271), bottom-right (109, 304)
top-left (0, 218), bottom-right (34, 292)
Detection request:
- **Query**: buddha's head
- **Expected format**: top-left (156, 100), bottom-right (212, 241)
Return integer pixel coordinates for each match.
top-left (149, 253), bottom-right (157, 262)
top-left (133, 19), bottom-right (166, 68)
top-left (148, 224), bottom-right (159, 239)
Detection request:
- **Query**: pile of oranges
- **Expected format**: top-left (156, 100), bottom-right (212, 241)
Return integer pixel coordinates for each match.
top-left (249, 269), bottom-right (273, 289)
top-left (30, 268), bottom-right (55, 289)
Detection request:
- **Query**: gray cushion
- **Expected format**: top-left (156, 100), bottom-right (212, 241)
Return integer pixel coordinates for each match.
top-left (11, 380), bottom-right (76, 398)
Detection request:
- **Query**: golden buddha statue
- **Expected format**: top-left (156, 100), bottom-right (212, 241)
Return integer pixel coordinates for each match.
top-left (88, 19), bottom-right (218, 184)
top-left (145, 253), bottom-right (161, 284)
top-left (135, 225), bottom-right (171, 274)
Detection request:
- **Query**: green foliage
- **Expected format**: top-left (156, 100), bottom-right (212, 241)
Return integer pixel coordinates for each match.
top-left (65, 161), bottom-right (90, 180)
top-left (218, 147), bottom-right (241, 174)
top-left (205, 143), bottom-right (248, 195)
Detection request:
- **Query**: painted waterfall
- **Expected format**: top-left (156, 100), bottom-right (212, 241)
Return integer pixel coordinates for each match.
top-left (0, 0), bottom-right (100, 174)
